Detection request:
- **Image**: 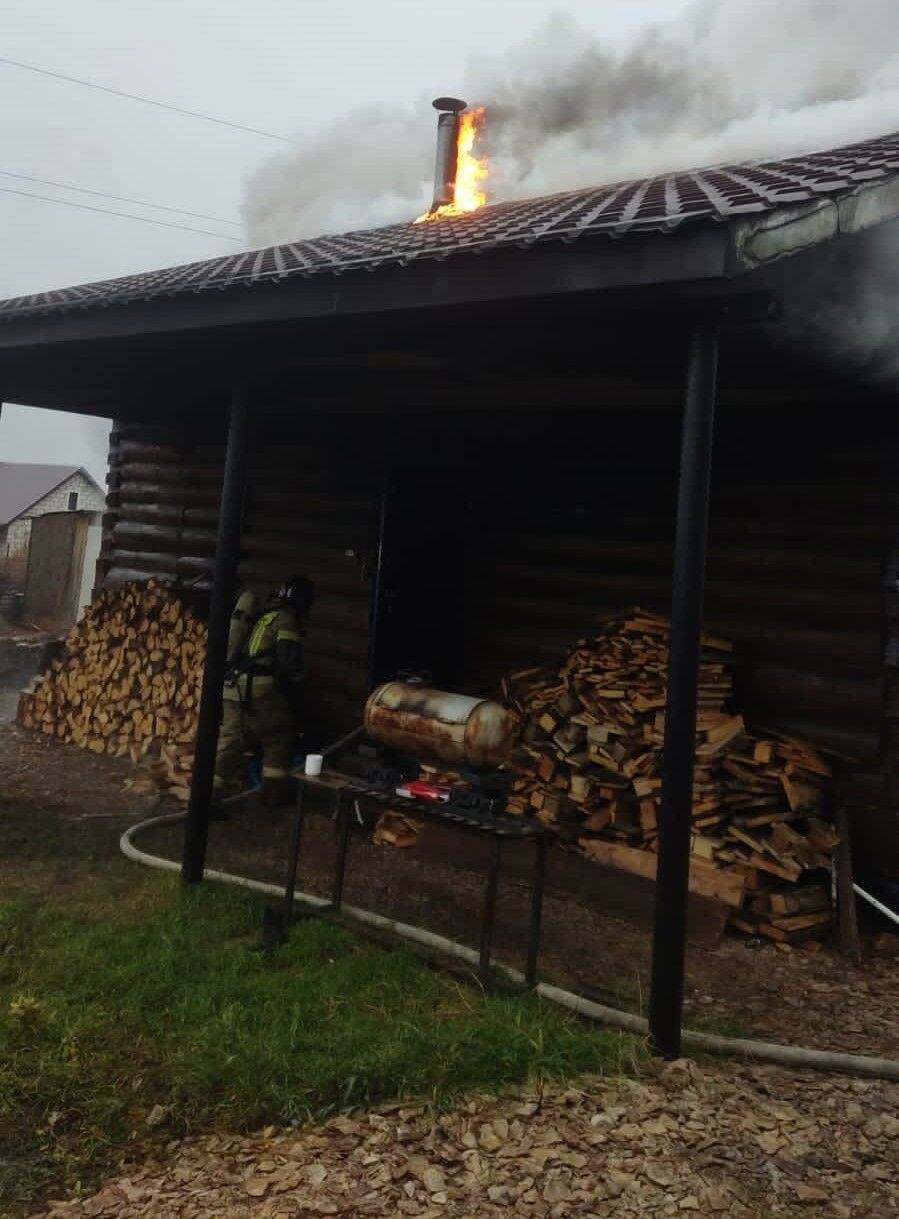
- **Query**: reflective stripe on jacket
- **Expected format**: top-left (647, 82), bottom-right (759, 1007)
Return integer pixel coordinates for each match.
top-left (224, 605), bottom-right (304, 702)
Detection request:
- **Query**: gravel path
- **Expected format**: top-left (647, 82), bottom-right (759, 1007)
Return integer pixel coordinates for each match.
top-left (34, 1059), bottom-right (899, 1219)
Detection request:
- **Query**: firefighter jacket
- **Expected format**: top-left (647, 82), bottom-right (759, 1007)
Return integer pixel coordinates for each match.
top-left (223, 601), bottom-right (304, 705)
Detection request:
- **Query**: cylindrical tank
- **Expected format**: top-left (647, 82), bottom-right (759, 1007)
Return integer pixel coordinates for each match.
top-left (431, 97), bottom-right (467, 209)
top-left (364, 681), bottom-right (515, 771)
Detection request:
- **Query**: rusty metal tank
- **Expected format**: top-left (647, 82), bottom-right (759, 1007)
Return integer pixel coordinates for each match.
top-left (364, 681), bottom-right (515, 771)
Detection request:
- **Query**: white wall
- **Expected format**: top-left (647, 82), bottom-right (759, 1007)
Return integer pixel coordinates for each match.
top-left (78, 518), bottom-right (103, 620)
top-left (4, 470), bottom-right (105, 558)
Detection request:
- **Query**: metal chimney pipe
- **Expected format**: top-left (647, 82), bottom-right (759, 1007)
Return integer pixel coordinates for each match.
top-left (431, 96), bottom-right (467, 210)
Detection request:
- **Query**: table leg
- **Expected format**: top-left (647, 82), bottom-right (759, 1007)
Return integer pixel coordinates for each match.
top-left (479, 837), bottom-right (502, 987)
top-left (525, 836), bottom-right (548, 988)
top-left (332, 788), bottom-right (352, 911)
top-left (284, 781), bottom-right (306, 928)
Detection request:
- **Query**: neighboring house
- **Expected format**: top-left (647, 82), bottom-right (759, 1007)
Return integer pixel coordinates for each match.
top-left (0, 463), bottom-right (105, 585)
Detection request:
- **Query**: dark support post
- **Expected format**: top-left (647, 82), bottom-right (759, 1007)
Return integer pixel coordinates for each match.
top-left (332, 789), bottom-right (352, 910)
top-left (284, 781), bottom-right (306, 926)
top-left (649, 326), bottom-right (720, 1058)
top-left (479, 837), bottom-right (502, 986)
top-left (181, 380), bottom-right (249, 882)
top-left (835, 806), bottom-right (862, 963)
top-left (525, 836), bottom-right (548, 988)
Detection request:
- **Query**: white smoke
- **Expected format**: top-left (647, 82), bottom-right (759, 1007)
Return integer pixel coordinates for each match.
top-left (242, 0), bottom-right (899, 246)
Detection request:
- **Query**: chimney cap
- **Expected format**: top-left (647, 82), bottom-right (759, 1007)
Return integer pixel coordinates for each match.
top-left (432, 96), bottom-right (467, 114)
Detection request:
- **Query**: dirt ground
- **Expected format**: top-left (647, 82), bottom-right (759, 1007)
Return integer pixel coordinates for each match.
top-left (31, 1060), bottom-right (899, 1218)
top-left (0, 681), bottom-right (21, 722)
top-left (2, 724), bottom-right (898, 1059)
top-left (3, 725), bottom-right (898, 1218)
top-left (0, 626), bottom-right (49, 724)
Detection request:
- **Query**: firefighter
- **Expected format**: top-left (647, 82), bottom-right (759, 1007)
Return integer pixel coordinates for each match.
top-left (212, 575), bottom-right (315, 813)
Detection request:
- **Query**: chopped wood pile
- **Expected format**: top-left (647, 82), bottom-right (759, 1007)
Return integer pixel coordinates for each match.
top-left (18, 580), bottom-right (206, 802)
top-left (372, 810), bottom-right (421, 848)
top-left (502, 609), bottom-right (838, 943)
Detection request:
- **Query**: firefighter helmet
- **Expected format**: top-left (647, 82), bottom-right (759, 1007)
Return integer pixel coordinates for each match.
top-left (278, 575), bottom-right (316, 612)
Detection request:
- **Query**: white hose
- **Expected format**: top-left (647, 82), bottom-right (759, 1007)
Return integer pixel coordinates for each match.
top-left (854, 883), bottom-right (899, 927)
top-left (121, 813), bottom-right (899, 1082)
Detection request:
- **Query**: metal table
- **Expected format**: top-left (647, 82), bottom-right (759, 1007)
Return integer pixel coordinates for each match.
top-left (284, 770), bottom-right (553, 987)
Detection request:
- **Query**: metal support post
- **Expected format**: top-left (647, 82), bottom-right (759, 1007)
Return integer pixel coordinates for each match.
top-left (648, 326), bottom-right (719, 1058)
top-left (479, 837), bottom-right (502, 986)
top-left (284, 781), bottom-right (306, 927)
top-left (525, 835), bottom-right (548, 988)
top-left (332, 789), bottom-right (352, 910)
top-left (835, 806), bottom-right (862, 962)
top-left (181, 379), bottom-right (249, 883)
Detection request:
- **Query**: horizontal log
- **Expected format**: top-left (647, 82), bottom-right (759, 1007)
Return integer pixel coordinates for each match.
top-left (307, 688), bottom-right (367, 737)
top-left (116, 442), bottom-right (185, 465)
top-left (304, 652), bottom-right (369, 700)
top-left (740, 663), bottom-right (882, 725)
top-left (113, 521), bottom-right (181, 546)
top-left (486, 574), bottom-right (880, 629)
top-left (180, 527), bottom-right (217, 552)
top-left (110, 550), bottom-right (179, 574)
top-left (105, 566), bottom-right (176, 587)
top-left (120, 462), bottom-right (222, 486)
top-left (119, 462), bottom-right (183, 485)
top-left (114, 482), bottom-right (222, 507)
top-left (504, 535), bottom-right (880, 587)
top-left (247, 489), bottom-right (372, 518)
top-left (306, 625), bottom-right (369, 664)
top-left (113, 503), bottom-right (184, 527)
top-left (183, 507), bottom-right (219, 527)
top-left (175, 556), bottom-right (215, 577)
top-left (237, 560), bottom-right (371, 603)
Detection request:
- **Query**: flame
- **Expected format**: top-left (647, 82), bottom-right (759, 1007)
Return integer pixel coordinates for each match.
top-left (415, 107), bottom-right (487, 223)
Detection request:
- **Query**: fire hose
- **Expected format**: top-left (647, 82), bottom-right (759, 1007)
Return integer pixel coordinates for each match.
top-left (120, 812), bottom-right (899, 1083)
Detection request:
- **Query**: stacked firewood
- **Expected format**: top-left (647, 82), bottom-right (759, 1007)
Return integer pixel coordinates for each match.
top-left (503, 609), bottom-right (837, 943)
top-left (18, 580), bottom-right (205, 802)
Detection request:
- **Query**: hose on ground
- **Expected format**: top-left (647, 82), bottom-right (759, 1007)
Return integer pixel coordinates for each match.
top-left (121, 813), bottom-right (899, 1083)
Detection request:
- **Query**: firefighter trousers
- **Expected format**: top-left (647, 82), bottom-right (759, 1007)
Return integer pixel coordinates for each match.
top-left (213, 693), bottom-right (296, 807)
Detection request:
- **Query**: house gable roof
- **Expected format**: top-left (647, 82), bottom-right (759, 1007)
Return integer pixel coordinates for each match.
top-left (0, 463), bottom-right (99, 526)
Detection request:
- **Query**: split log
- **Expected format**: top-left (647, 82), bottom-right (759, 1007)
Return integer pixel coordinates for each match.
top-left (19, 579), bottom-right (206, 800)
top-left (502, 607), bottom-right (837, 937)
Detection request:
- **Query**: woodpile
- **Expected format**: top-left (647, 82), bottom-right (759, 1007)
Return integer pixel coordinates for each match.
top-left (503, 609), bottom-right (837, 943)
top-left (18, 580), bottom-right (206, 802)
top-left (372, 810), bottom-right (421, 848)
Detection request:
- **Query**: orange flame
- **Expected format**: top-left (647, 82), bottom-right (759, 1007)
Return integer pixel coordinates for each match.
top-left (415, 107), bottom-right (487, 223)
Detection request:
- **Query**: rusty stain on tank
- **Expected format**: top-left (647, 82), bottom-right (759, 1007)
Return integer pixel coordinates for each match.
top-left (364, 681), bottom-right (515, 771)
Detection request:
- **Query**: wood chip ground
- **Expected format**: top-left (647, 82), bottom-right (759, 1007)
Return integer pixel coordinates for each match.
top-left (32, 1061), bottom-right (898, 1218)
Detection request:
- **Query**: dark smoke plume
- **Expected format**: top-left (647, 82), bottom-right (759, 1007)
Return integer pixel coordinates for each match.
top-left (243, 1), bottom-right (899, 245)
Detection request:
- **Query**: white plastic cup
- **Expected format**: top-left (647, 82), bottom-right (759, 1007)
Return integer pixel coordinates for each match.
top-left (304, 753), bottom-right (323, 777)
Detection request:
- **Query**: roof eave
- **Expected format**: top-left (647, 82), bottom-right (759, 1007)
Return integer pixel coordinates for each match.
top-left (0, 223), bottom-right (734, 353)
top-left (732, 176), bottom-right (899, 271)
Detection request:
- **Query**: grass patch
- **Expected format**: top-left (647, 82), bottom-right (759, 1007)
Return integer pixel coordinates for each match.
top-left (0, 877), bottom-right (640, 1215)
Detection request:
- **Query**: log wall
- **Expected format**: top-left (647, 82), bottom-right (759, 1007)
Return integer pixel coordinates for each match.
top-left (100, 405), bottom-right (894, 769)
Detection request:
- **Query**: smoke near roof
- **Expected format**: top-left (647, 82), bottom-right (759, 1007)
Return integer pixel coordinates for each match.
top-left (242, 0), bottom-right (899, 246)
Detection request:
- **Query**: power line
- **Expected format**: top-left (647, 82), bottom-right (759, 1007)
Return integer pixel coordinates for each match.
top-left (0, 169), bottom-right (242, 226)
top-left (0, 185), bottom-right (240, 240)
top-left (0, 56), bottom-right (293, 143)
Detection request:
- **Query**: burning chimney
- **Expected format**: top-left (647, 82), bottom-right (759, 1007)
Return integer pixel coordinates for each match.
top-left (430, 96), bottom-right (468, 210)
top-left (416, 97), bottom-right (488, 223)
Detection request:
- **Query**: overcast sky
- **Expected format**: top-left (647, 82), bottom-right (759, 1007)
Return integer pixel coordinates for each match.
top-left (0, 0), bottom-right (690, 484)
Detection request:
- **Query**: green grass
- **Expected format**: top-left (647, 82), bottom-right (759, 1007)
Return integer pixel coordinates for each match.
top-left (0, 877), bottom-right (640, 1215)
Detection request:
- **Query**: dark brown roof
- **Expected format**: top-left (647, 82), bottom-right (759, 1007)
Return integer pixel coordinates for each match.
top-left (2, 129), bottom-right (899, 321)
top-left (0, 462), bottom-right (83, 525)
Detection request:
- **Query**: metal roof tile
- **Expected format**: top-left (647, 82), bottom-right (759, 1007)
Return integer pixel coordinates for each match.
top-left (3, 128), bottom-right (899, 321)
